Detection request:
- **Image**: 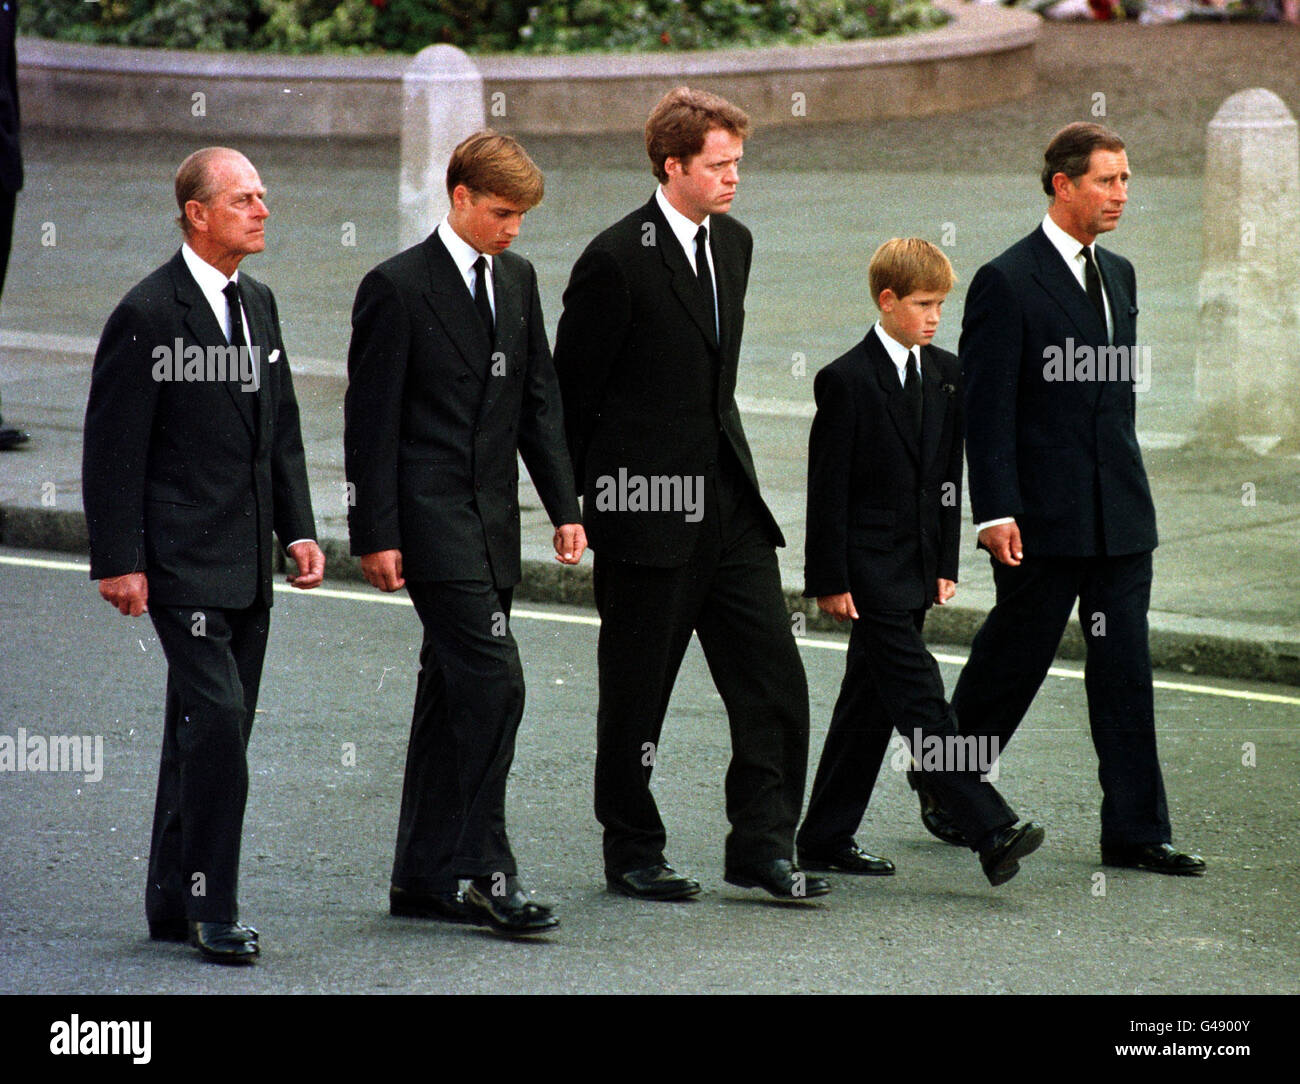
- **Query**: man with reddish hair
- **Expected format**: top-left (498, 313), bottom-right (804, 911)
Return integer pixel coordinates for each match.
top-left (555, 88), bottom-right (828, 904)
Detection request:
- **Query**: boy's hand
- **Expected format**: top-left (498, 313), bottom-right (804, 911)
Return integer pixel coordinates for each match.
top-left (817, 592), bottom-right (858, 622)
top-left (934, 578), bottom-right (956, 606)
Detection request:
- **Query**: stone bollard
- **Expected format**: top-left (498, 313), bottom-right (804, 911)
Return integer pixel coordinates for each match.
top-left (400, 45), bottom-right (486, 251)
top-left (1194, 88), bottom-right (1300, 450)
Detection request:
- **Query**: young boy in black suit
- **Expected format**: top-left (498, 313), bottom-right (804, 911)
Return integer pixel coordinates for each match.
top-left (796, 239), bottom-right (1044, 886)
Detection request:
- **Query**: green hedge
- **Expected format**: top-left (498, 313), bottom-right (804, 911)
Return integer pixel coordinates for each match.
top-left (21, 0), bottom-right (950, 54)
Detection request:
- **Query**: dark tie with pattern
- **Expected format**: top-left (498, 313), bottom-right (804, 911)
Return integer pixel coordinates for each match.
top-left (222, 280), bottom-right (247, 349)
top-left (904, 350), bottom-right (923, 440)
top-left (694, 224), bottom-right (717, 339)
top-left (473, 255), bottom-right (494, 339)
top-left (1080, 245), bottom-right (1106, 325)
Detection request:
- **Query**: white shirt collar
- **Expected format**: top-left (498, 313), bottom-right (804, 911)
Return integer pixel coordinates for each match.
top-left (873, 321), bottom-right (919, 384)
top-left (437, 215), bottom-right (491, 283)
top-left (181, 242), bottom-right (248, 342)
top-left (655, 186), bottom-right (710, 267)
top-left (181, 241), bottom-right (237, 291)
top-left (1041, 212), bottom-right (1093, 270)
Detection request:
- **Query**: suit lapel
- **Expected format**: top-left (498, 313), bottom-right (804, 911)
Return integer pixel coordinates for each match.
top-left (239, 278), bottom-right (273, 452)
top-left (479, 253), bottom-right (523, 420)
top-left (422, 231), bottom-right (492, 383)
top-left (865, 331), bottom-right (919, 465)
top-left (1029, 226), bottom-right (1108, 346)
top-left (646, 197), bottom-right (719, 352)
top-left (919, 346), bottom-right (950, 474)
top-left (170, 252), bottom-right (257, 440)
top-left (1097, 247), bottom-right (1135, 346)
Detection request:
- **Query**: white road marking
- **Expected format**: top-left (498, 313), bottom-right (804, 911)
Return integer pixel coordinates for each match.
top-left (3, 552), bottom-right (1296, 705)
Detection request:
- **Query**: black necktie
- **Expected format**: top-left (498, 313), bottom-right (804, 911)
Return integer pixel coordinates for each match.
top-left (222, 281), bottom-right (247, 349)
top-left (694, 225), bottom-right (717, 339)
top-left (1080, 245), bottom-right (1106, 325)
top-left (904, 351), bottom-right (922, 440)
top-left (473, 255), bottom-right (494, 339)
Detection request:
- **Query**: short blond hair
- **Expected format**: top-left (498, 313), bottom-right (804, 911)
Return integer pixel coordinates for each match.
top-left (868, 238), bottom-right (955, 307)
top-left (446, 130), bottom-right (544, 208)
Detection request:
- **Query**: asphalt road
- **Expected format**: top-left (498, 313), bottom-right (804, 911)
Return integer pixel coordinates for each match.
top-left (2, 547), bottom-right (1297, 999)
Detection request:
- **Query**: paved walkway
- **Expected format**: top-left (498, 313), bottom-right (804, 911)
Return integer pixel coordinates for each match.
top-left (2, 22), bottom-right (1299, 682)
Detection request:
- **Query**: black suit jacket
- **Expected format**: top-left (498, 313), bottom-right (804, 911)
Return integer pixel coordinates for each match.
top-left (343, 231), bottom-right (579, 587)
top-left (553, 194), bottom-right (781, 566)
top-left (804, 331), bottom-right (963, 612)
top-left (0, 0), bottom-right (22, 195)
top-left (960, 225), bottom-right (1157, 558)
top-left (83, 250), bottom-right (317, 608)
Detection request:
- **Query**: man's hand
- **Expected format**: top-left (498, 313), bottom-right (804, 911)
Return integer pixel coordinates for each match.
top-left (553, 523), bottom-right (587, 565)
top-left (978, 521), bottom-right (1023, 567)
top-left (817, 592), bottom-right (858, 622)
top-left (360, 549), bottom-right (405, 592)
top-left (287, 540), bottom-right (325, 590)
top-left (99, 572), bottom-right (149, 616)
top-left (934, 578), bottom-right (956, 606)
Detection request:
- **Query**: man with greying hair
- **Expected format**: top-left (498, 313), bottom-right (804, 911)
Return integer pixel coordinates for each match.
top-left (916, 122), bottom-right (1204, 876)
top-left (345, 130), bottom-right (584, 935)
top-left (84, 147), bottom-right (324, 964)
top-left (554, 87), bottom-right (828, 904)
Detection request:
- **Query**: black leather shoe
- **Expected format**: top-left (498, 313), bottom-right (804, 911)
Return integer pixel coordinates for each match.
top-left (389, 885), bottom-right (474, 923)
top-left (979, 822), bottom-right (1045, 886)
top-left (798, 842), bottom-right (895, 875)
top-left (908, 767), bottom-right (967, 846)
top-left (464, 876), bottom-right (559, 935)
top-left (152, 918), bottom-right (257, 942)
top-left (1101, 842), bottom-right (1206, 876)
top-left (0, 426), bottom-right (29, 451)
top-left (606, 863), bottom-right (701, 900)
top-left (724, 858), bottom-right (832, 900)
top-left (189, 921), bottom-right (260, 964)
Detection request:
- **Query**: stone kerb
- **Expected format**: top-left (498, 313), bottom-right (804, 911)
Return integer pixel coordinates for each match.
top-left (18, 2), bottom-right (1038, 138)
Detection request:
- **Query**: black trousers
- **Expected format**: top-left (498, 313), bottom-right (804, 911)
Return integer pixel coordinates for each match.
top-left (592, 461), bottom-right (810, 875)
top-left (147, 601), bottom-right (270, 924)
top-left (392, 580), bottom-right (524, 895)
top-left (798, 608), bottom-right (1015, 855)
top-left (951, 552), bottom-right (1171, 847)
top-left (0, 187), bottom-right (13, 422)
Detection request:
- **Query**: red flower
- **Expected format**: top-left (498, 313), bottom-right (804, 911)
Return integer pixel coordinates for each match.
top-left (660, 31), bottom-right (671, 44)
top-left (371, 0), bottom-right (387, 9)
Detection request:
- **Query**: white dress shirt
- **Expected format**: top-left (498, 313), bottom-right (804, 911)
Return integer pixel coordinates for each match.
top-left (180, 243), bottom-right (314, 551)
top-left (182, 242), bottom-right (253, 347)
top-left (437, 216), bottom-right (495, 319)
top-left (655, 186), bottom-right (718, 336)
top-left (1041, 212), bottom-right (1113, 343)
top-left (872, 321), bottom-right (921, 386)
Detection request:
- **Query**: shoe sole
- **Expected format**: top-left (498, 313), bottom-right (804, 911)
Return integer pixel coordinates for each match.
top-left (798, 859), bottom-right (894, 876)
top-left (1101, 858), bottom-right (1205, 877)
top-left (467, 910), bottom-right (560, 936)
top-left (194, 948), bottom-right (259, 965)
top-left (605, 879), bottom-right (701, 901)
top-left (723, 873), bottom-right (832, 899)
top-left (985, 826), bottom-right (1045, 886)
top-left (389, 903), bottom-right (476, 923)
